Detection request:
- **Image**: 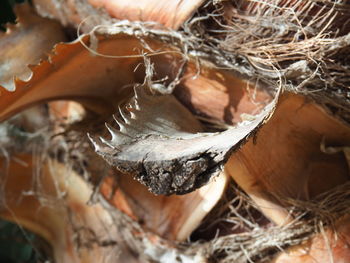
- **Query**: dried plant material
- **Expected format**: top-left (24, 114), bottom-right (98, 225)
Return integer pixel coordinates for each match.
top-left (33, 0), bottom-right (113, 32)
top-left (0, 154), bottom-right (138, 263)
top-left (0, 3), bottom-right (66, 91)
top-left (46, 98), bottom-right (229, 243)
top-left (1, 27), bottom-right (214, 121)
top-left (0, 26), bottom-right (274, 126)
top-left (164, 181), bottom-right (350, 263)
top-left (0, 3), bottom-right (63, 133)
top-left (101, 170), bottom-right (228, 241)
top-left (33, 0), bottom-right (204, 31)
top-left (173, 62), bottom-right (273, 125)
top-left (219, 0), bottom-right (350, 62)
top-left (173, 0), bottom-right (350, 227)
top-left (90, 84), bottom-right (278, 195)
top-left (0, 33), bottom-right (146, 121)
top-left (273, 215), bottom-right (350, 263)
top-left (0, 21), bottom-right (270, 246)
top-left (47, 93), bottom-right (229, 243)
top-left (187, 0), bottom-right (350, 123)
top-left (226, 93), bottom-right (350, 225)
top-left (1, 1), bottom-right (350, 262)
top-left (7, 105), bottom-right (50, 133)
top-left (49, 100), bottom-right (86, 124)
top-left (87, 0), bottom-right (205, 29)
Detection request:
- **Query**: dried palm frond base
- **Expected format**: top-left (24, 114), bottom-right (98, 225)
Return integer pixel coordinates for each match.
top-left (0, 97), bottom-right (349, 263)
top-left (0, 0), bottom-right (350, 263)
top-left (0, 153), bottom-right (121, 263)
top-left (178, 180), bottom-right (350, 263)
top-left (1, 134), bottom-right (349, 263)
top-left (0, 107), bottom-right (229, 262)
top-left (100, 182), bottom-right (350, 263)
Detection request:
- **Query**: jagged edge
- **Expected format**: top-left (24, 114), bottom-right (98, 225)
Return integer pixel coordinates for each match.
top-left (90, 82), bottom-right (282, 153)
top-left (0, 3), bottom-right (59, 90)
top-left (88, 86), bottom-right (182, 153)
top-left (0, 33), bottom-right (89, 91)
top-left (89, 84), bottom-right (281, 193)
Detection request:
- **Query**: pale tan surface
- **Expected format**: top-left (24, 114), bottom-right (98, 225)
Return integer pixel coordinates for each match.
top-left (88, 0), bottom-right (205, 29)
top-left (0, 155), bottom-right (131, 263)
top-left (101, 171), bottom-right (228, 241)
top-left (33, 0), bottom-right (204, 30)
top-left (226, 94), bottom-right (350, 225)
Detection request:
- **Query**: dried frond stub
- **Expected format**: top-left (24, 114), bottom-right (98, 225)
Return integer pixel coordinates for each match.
top-left (1, 1), bottom-right (350, 262)
top-left (0, 24), bottom-right (272, 250)
top-left (90, 84), bottom-right (278, 195)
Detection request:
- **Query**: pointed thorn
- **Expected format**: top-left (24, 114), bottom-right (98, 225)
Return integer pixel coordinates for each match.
top-left (105, 122), bottom-right (130, 141)
top-left (129, 111), bottom-right (137, 119)
top-left (105, 122), bottom-right (119, 140)
top-left (113, 114), bottom-right (128, 132)
top-left (99, 136), bottom-right (114, 148)
top-left (87, 133), bottom-right (102, 152)
top-left (129, 99), bottom-right (140, 111)
top-left (118, 106), bottom-right (130, 124)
